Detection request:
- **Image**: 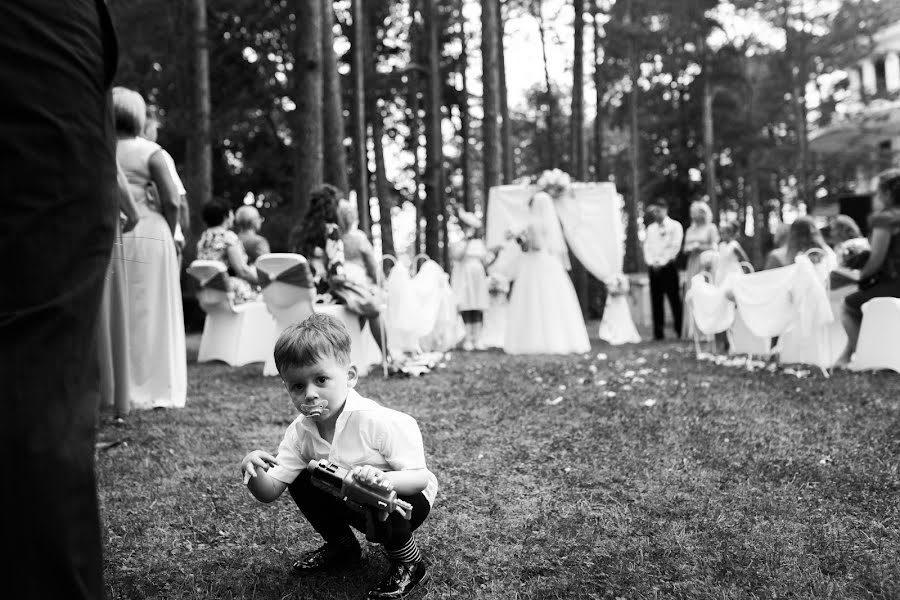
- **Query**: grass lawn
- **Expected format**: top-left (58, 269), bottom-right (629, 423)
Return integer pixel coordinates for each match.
top-left (97, 329), bottom-right (900, 599)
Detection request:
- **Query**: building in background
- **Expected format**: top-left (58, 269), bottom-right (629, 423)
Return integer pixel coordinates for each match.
top-left (811, 19), bottom-right (900, 228)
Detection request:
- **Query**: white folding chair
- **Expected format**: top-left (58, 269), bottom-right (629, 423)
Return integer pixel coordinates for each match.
top-left (775, 249), bottom-right (836, 375)
top-left (186, 260), bottom-right (275, 367)
top-left (256, 253), bottom-right (316, 376)
top-left (374, 255), bottom-right (399, 377)
top-left (852, 297), bottom-right (900, 373)
top-left (727, 262), bottom-right (773, 357)
top-left (691, 272), bottom-right (717, 357)
top-left (412, 253), bottom-right (431, 276)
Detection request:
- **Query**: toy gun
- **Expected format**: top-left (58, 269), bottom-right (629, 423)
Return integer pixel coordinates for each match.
top-left (307, 460), bottom-right (412, 541)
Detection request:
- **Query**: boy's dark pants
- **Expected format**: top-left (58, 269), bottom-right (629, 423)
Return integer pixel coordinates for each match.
top-left (649, 262), bottom-right (683, 340)
top-left (289, 471), bottom-right (431, 551)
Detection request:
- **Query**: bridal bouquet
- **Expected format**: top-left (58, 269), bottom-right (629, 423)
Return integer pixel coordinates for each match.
top-left (505, 225), bottom-right (532, 251)
top-left (536, 168), bottom-right (573, 199)
top-left (838, 237), bottom-right (871, 269)
top-left (488, 272), bottom-right (510, 297)
top-left (604, 273), bottom-right (630, 297)
top-left (831, 237), bottom-right (873, 289)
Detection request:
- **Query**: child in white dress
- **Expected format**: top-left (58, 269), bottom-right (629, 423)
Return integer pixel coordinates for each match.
top-left (450, 211), bottom-right (491, 351)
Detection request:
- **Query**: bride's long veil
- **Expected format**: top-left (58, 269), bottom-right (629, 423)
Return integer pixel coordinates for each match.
top-left (531, 191), bottom-right (571, 270)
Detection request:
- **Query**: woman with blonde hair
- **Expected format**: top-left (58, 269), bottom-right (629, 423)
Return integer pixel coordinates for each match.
top-left (682, 200), bottom-right (719, 338)
top-left (114, 86), bottom-right (187, 410)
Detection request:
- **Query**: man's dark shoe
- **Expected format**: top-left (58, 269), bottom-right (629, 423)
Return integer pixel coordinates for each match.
top-left (367, 558), bottom-right (430, 599)
top-left (291, 542), bottom-right (361, 575)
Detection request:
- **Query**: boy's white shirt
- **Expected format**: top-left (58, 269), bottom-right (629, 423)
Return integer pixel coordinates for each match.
top-left (267, 389), bottom-right (438, 506)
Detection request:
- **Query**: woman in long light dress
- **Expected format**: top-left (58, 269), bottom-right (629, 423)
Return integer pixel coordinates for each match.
top-left (114, 87), bottom-right (187, 410)
top-left (682, 201), bottom-right (719, 339)
top-left (503, 191), bottom-right (591, 355)
top-left (96, 164), bottom-right (141, 418)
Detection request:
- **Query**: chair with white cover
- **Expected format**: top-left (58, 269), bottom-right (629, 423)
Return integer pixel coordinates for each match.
top-left (255, 253), bottom-right (316, 376)
top-left (186, 260), bottom-right (276, 366)
top-left (689, 271), bottom-right (717, 356)
top-left (775, 249), bottom-right (838, 374)
top-left (727, 262), bottom-right (772, 356)
top-left (851, 297), bottom-right (900, 373)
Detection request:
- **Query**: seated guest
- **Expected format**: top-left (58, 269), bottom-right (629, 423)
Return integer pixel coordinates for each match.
top-left (830, 214), bottom-right (869, 264)
top-left (834, 168), bottom-right (900, 366)
top-left (765, 216), bottom-right (835, 270)
top-left (197, 198), bottom-right (260, 304)
top-left (763, 223), bottom-right (790, 270)
top-left (294, 184), bottom-right (391, 361)
top-left (234, 205), bottom-right (270, 264)
top-left (829, 214), bottom-right (864, 249)
top-left (336, 199), bottom-right (380, 289)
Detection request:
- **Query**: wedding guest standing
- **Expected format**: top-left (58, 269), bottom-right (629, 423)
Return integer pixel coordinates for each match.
top-left (715, 220), bottom-right (749, 285)
top-left (235, 205), bottom-right (270, 264)
top-left (681, 201), bottom-right (719, 338)
top-left (97, 164), bottom-right (141, 419)
top-left (115, 86), bottom-right (187, 410)
top-left (0, 2), bottom-right (118, 597)
top-left (643, 198), bottom-right (684, 340)
top-left (450, 210), bottom-right (491, 351)
top-left (142, 108), bottom-right (190, 268)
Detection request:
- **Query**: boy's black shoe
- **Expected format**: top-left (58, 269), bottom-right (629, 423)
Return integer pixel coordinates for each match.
top-left (366, 558), bottom-right (430, 599)
top-left (291, 542), bottom-right (361, 575)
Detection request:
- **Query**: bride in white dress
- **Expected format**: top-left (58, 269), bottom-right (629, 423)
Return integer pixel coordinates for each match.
top-left (503, 190), bottom-right (591, 354)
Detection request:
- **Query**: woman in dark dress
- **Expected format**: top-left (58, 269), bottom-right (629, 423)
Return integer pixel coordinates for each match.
top-left (833, 169), bottom-right (900, 366)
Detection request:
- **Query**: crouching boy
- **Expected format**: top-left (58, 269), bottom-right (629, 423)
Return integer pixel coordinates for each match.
top-left (241, 314), bottom-right (438, 599)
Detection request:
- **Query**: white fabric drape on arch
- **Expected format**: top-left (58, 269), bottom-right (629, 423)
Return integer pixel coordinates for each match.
top-left (485, 183), bottom-right (624, 282)
top-left (486, 182), bottom-right (639, 345)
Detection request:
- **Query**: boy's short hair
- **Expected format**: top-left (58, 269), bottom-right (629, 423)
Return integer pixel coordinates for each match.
top-left (274, 313), bottom-right (352, 373)
top-left (647, 198), bottom-right (668, 210)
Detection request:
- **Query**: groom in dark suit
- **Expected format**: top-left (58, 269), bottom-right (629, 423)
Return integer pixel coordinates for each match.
top-left (0, 2), bottom-right (118, 598)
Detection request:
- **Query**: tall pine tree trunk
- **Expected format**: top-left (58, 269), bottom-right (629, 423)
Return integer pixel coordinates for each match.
top-left (592, 2), bottom-right (605, 181)
top-left (322, 1), bottom-right (349, 196)
top-left (293, 0), bottom-right (323, 219)
top-left (351, 0), bottom-right (371, 233)
top-left (625, 0), bottom-right (641, 273)
top-left (702, 57), bottom-right (718, 223)
top-left (481, 0), bottom-right (503, 211)
top-left (458, 0), bottom-right (473, 212)
top-left (192, 0), bottom-right (212, 217)
top-left (422, 0), bottom-right (443, 261)
top-left (366, 7), bottom-right (395, 257)
top-left (782, 2), bottom-right (811, 211)
top-left (407, 0), bottom-right (423, 254)
top-left (567, 0), bottom-right (589, 317)
top-left (571, 0), bottom-right (586, 180)
top-left (534, 0), bottom-right (557, 168)
top-left (371, 101), bottom-right (395, 257)
top-left (498, 0), bottom-right (513, 183)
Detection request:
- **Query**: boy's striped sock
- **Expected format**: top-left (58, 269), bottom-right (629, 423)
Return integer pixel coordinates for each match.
top-left (385, 535), bottom-right (422, 564)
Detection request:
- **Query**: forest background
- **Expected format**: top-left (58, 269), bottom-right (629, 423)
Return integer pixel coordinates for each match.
top-left (109, 0), bottom-right (900, 306)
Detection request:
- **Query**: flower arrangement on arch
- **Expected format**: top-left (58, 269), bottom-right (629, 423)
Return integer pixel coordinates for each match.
top-left (536, 168), bottom-right (573, 199)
